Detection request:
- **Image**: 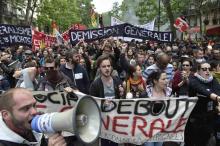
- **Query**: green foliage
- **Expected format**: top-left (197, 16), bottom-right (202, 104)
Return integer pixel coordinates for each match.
top-left (109, 2), bottom-right (121, 18)
top-left (36, 0), bottom-right (92, 32)
top-left (135, 0), bottom-right (192, 24)
top-left (107, 1), bottom-right (126, 20)
top-left (135, 0), bottom-right (159, 24)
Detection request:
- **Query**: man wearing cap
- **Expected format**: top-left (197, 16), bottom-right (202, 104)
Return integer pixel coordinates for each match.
top-left (21, 50), bottom-right (35, 68)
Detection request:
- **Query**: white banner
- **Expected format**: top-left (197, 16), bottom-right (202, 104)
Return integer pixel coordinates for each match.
top-left (111, 17), bottom-right (125, 26)
top-left (111, 16), bottom-right (155, 31)
top-left (33, 91), bottom-right (197, 145)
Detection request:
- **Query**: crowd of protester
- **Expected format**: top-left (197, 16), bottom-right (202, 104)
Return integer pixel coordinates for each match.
top-left (0, 36), bottom-right (220, 146)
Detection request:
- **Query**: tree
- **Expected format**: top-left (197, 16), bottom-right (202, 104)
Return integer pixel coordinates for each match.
top-left (120, 0), bottom-right (140, 24)
top-left (24, 0), bottom-right (38, 25)
top-left (109, 2), bottom-right (121, 18)
top-left (36, 0), bottom-right (92, 33)
top-left (135, 0), bottom-right (193, 38)
top-left (135, 0), bottom-right (159, 24)
top-left (162, 0), bottom-right (176, 38)
top-left (0, 0), bottom-right (39, 25)
top-left (0, 0), bottom-right (4, 23)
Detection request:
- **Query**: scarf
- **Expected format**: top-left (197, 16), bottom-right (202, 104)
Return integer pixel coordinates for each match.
top-left (126, 76), bottom-right (145, 93)
top-left (194, 72), bottom-right (213, 83)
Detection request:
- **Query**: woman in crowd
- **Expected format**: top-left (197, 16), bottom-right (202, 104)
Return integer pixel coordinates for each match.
top-left (59, 56), bottom-right (67, 66)
top-left (39, 49), bottom-right (49, 66)
top-left (124, 63), bottom-right (146, 99)
top-left (146, 71), bottom-right (172, 98)
top-left (126, 47), bottom-right (136, 61)
top-left (185, 61), bottom-right (220, 146)
top-left (120, 47), bottom-right (146, 99)
top-left (172, 59), bottom-right (193, 97)
top-left (172, 60), bottom-right (179, 73)
top-left (144, 71), bottom-right (172, 146)
top-left (210, 60), bottom-right (220, 83)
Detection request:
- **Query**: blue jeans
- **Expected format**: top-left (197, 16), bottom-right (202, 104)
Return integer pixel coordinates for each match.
top-left (143, 142), bottom-right (163, 146)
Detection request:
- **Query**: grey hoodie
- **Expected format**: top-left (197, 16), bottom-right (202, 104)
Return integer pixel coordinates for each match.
top-left (0, 114), bottom-right (43, 146)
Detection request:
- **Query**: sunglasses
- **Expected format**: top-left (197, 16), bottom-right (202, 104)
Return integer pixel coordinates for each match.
top-left (182, 64), bottom-right (190, 67)
top-left (44, 67), bottom-right (55, 70)
top-left (201, 67), bottom-right (210, 71)
top-left (25, 53), bottom-right (32, 56)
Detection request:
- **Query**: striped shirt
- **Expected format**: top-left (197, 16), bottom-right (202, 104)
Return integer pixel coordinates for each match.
top-left (143, 63), bottom-right (174, 82)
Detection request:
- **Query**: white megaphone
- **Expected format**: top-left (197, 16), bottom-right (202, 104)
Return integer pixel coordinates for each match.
top-left (31, 95), bottom-right (101, 144)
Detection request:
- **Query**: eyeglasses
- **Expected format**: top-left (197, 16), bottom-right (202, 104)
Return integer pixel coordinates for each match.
top-left (44, 67), bottom-right (55, 70)
top-left (182, 64), bottom-right (190, 67)
top-left (201, 67), bottom-right (210, 71)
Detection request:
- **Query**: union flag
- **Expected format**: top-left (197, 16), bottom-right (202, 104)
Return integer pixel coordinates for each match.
top-left (174, 17), bottom-right (189, 32)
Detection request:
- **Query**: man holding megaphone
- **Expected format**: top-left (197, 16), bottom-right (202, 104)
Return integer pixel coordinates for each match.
top-left (0, 88), bottom-right (67, 146)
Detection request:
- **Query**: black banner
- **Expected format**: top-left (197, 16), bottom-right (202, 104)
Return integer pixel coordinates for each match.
top-left (69, 23), bottom-right (173, 44)
top-left (0, 24), bottom-right (32, 48)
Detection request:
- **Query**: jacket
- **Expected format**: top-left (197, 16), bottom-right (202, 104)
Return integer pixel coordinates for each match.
top-left (189, 75), bottom-right (220, 117)
top-left (89, 76), bottom-right (124, 99)
top-left (60, 63), bottom-right (90, 94)
top-left (0, 114), bottom-right (45, 146)
top-left (0, 76), bottom-right (10, 91)
top-left (0, 61), bottom-right (16, 87)
top-left (37, 72), bottom-right (74, 91)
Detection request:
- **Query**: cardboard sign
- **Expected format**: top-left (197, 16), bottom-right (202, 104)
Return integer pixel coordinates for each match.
top-left (0, 24), bottom-right (32, 48)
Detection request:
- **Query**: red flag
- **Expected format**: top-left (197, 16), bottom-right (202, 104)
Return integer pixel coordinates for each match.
top-left (32, 30), bottom-right (56, 51)
top-left (62, 24), bottom-right (87, 41)
top-left (174, 17), bottom-right (189, 32)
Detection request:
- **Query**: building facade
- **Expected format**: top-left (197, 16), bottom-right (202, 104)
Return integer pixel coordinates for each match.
top-left (186, 0), bottom-right (220, 40)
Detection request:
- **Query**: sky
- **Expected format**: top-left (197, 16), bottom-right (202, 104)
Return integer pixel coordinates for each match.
top-left (91, 0), bottom-right (123, 13)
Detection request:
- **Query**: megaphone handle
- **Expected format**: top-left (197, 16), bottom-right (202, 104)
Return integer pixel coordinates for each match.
top-left (44, 132), bottom-right (62, 139)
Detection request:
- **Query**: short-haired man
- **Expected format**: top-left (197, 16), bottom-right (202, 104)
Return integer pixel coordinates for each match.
top-left (0, 88), bottom-right (66, 146)
top-left (60, 49), bottom-right (90, 94)
top-left (143, 52), bottom-right (173, 84)
top-left (89, 54), bottom-right (125, 146)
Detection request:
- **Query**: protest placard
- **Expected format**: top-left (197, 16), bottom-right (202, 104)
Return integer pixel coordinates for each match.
top-left (69, 23), bottom-right (173, 44)
top-left (32, 91), bottom-right (197, 145)
top-left (0, 24), bottom-right (32, 48)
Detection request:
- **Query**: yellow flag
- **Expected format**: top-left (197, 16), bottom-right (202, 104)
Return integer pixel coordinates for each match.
top-left (90, 6), bottom-right (98, 28)
top-left (91, 13), bottom-right (98, 27)
top-left (40, 40), bottom-right (45, 49)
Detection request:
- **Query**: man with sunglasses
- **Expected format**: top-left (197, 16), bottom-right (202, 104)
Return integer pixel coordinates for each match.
top-left (185, 61), bottom-right (220, 146)
top-left (21, 49), bottom-right (35, 68)
top-left (37, 55), bottom-right (74, 92)
top-left (37, 56), bottom-right (82, 146)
